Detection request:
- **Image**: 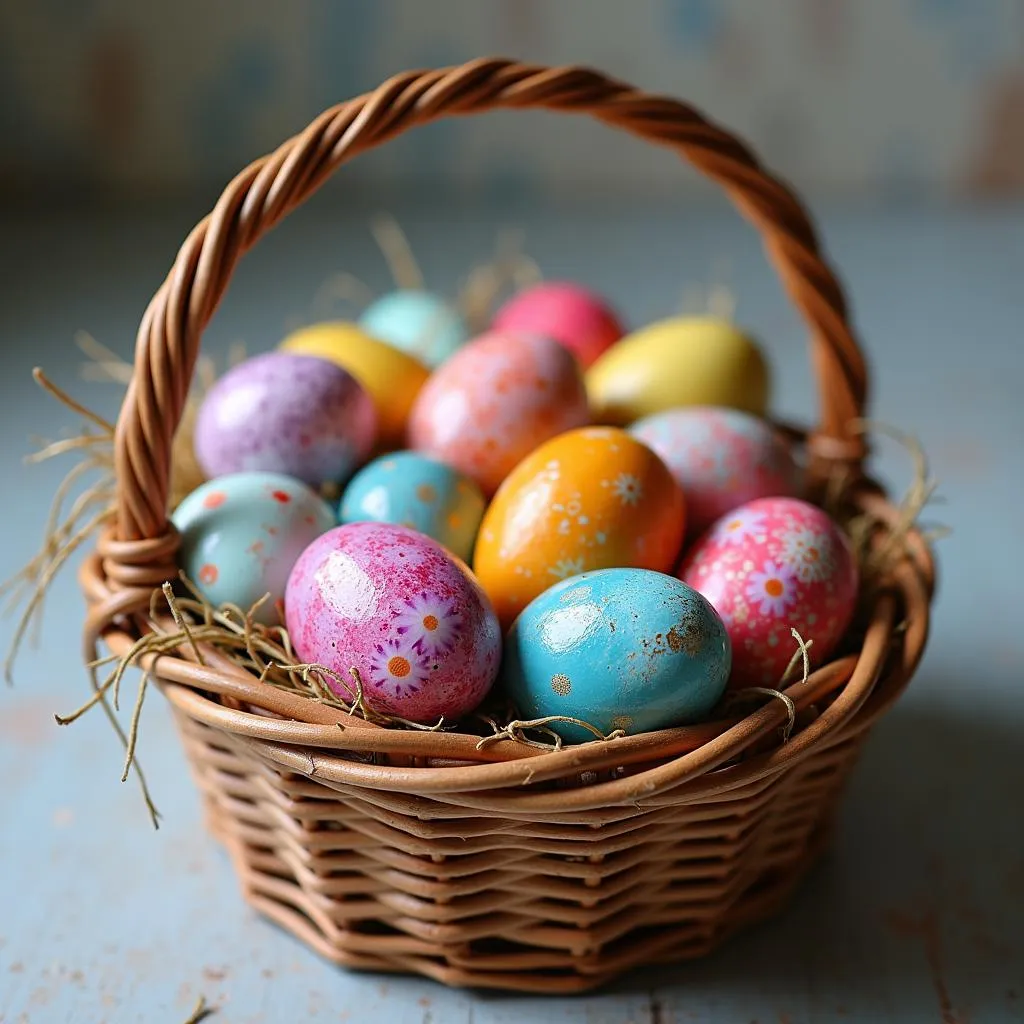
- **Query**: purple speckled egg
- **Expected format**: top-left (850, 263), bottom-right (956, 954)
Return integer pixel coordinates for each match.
top-left (194, 351), bottom-right (376, 487)
top-left (284, 522), bottom-right (501, 723)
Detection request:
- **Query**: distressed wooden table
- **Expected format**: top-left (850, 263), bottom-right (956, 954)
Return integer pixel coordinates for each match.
top-left (1, 198), bottom-right (1021, 1024)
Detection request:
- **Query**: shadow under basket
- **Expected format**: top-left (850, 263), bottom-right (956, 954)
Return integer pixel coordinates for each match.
top-left (79, 58), bottom-right (935, 993)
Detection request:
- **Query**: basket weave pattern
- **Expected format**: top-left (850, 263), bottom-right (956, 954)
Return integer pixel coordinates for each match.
top-left (80, 59), bottom-right (933, 992)
top-left (174, 703), bottom-right (866, 986)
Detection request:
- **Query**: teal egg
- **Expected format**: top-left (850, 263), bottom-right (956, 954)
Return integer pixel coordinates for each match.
top-left (171, 471), bottom-right (336, 621)
top-left (358, 289), bottom-right (469, 368)
top-left (339, 451), bottom-right (486, 563)
top-left (502, 568), bottom-right (731, 742)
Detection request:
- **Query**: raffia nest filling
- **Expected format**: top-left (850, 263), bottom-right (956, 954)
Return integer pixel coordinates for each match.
top-left (19, 59), bottom-right (937, 993)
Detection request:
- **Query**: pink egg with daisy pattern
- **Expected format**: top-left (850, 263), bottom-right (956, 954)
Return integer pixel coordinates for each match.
top-left (284, 522), bottom-right (501, 723)
top-left (679, 497), bottom-right (858, 687)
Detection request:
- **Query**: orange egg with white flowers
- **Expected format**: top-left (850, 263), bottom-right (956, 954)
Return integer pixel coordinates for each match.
top-left (472, 427), bottom-right (687, 629)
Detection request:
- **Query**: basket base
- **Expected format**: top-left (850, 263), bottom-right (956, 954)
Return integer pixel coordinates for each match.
top-left (217, 815), bottom-right (836, 994)
top-left (171, 696), bottom-right (869, 994)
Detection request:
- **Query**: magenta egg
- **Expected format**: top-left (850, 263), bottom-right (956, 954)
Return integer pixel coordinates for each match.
top-left (630, 407), bottom-right (801, 537)
top-left (679, 497), bottom-right (858, 687)
top-left (492, 281), bottom-right (624, 368)
top-left (194, 351), bottom-right (376, 487)
top-left (284, 522), bottom-right (501, 723)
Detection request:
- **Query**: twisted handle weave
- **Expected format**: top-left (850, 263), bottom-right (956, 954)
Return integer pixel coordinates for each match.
top-left (112, 57), bottom-right (868, 565)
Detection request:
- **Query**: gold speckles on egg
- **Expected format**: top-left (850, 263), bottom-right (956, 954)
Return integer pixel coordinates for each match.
top-left (611, 714), bottom-right (634, 731)
top-left (551, 673), bottom-right (572, 696)
top-left (666, 618), bottom-right (707, 656)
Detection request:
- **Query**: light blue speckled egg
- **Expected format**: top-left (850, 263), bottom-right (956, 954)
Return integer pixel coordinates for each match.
top-left (339, 451), bottom-right (486, 563)
top-left (502, 568), bottom-right (731, 742)
top-left (358, 289), bottom-right (469, 368)
top-left (171, 471), bottom-right (335, 621)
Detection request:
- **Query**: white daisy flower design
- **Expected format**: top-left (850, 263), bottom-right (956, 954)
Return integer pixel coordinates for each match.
top-left (779, 527), bottom-right (837, 583)
top-left (611, 473), bottom-right (643, 507)
top-left (394, 591), bottom-right (462, 657)
top-left (713, 508), bottom-right (768, 545)
top-left (368, 638), bottom-right (431, 697)
top-left (745, 561), bottom-right (799, 617)
top-left (548, 557), bottom-right (586, 580)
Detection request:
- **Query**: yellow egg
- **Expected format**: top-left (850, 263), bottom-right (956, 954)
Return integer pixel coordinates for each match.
top-left (280, 321), bottom-right (430, 446)
top-left (473, 426), bottom-right (686, 629)
top-left (585, 316), bottom-right (770, 425)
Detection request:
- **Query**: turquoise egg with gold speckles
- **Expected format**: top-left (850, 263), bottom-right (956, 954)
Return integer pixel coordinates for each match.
top-left (171, 471), bottom-right (336, 622)
top-left (339, 451), bottom-right (486, 563)
top-left (502, 568), bottom-right (731, 742)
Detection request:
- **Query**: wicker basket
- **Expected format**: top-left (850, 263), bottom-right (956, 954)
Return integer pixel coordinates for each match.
top-left (78, 59), bottom-right (934, 993)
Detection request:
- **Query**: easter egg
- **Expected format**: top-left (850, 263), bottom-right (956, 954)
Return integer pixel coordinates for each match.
top-left (407, 330), bottom-right (590, 495)
top-left (503, 569), bottom-right (731, 742)
top-left (172, 472), bottom-right (336, 622)
top-left (679, 497), bottom-right (858, 687)
top-left (284, 522), bottom-right (501, 723)
top-left (586, 316), bottom-right (770, 425)
top-left (492, 281), bottom-right (624, 368)
top-left (279, 321), bottom-right (430, 447)
top-left (193, 351), bottom-right (376, 488)
top-left (358, 289), bottom-right (469, 368)
top-left (473, 427), bottom-right (686, 629)
top-left (630, 406), bottom-right (801, 537)
top-left (339, 450), bottom-right (486, 563)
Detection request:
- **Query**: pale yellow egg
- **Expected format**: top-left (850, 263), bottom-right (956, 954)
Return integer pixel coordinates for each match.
top-left (279, 321), bottom-right (430, 446)
top-left (585, 316), bottom-right (770, 425)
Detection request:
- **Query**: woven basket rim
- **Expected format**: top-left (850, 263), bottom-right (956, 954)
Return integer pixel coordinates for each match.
top-left (80, 485), bottom-right (932, 807)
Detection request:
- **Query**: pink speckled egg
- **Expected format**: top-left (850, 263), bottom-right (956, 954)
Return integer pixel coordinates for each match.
top-left (407, 330), bottom-right (590, 495)
top-left (679, 497), bottom-right (858, 687)
top-left (492, 281), bottom-right (624, 368)
top-left (194, 351), bottom-right (376, 487)
top-left (630, 407), bottom-right (802, 537)
top-left (284, 522), bottom-right (501, 723)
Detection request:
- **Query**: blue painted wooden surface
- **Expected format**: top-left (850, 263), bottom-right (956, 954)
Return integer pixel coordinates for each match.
top-left (1, 199), bottom-right (1022, 1023)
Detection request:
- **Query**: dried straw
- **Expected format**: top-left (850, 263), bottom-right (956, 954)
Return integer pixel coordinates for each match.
top-left (724, 628), bottom-right (811, 743)
top-left (833, 418), bottom-right (948, 594)
top-left (457, 228), bottom-right (543, 333)
top-left (307, 215), bottom-right (542, 336)
top-left (678, 258), bottom-right (737, 321)
top-left (476, 715), bottom-right (626, 752)
top-left (182, 995), bottom-right (215, 1024)
top-left (1, 370), bottom-right (116, 682)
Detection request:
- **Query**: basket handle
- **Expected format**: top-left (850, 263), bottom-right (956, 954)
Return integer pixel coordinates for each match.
top-left (110, 58), bottom-right (868, 575)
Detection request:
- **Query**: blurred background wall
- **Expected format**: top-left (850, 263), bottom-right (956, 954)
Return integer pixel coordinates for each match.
top-left (3, 0), bottom-right (1023, 205)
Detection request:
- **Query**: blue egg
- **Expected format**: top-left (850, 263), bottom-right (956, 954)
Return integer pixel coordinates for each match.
top-left (339, 451), bottom-right (486, 563)
top-left (358, 289), bottom-right (470, 368)
top-left (502, 568), bottom-right (731, 742)
top-left (171, 471), bottom-right (336, 622)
